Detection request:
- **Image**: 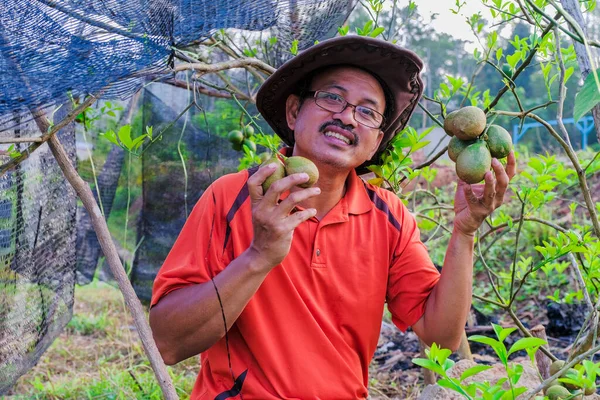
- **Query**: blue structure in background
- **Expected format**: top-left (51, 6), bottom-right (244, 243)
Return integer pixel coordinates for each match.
top-left (513, 115), bottom-right (596, 149)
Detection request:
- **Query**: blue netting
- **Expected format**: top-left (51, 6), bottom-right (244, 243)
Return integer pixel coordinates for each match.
top-left (1, 0), bottom-right (348, 119)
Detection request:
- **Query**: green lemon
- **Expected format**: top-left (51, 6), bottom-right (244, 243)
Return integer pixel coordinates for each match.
top-left (444, 106), bottom-right (487, 140)
top-left (284, 156), bottom-right (319, 188)
top-left (455, 140), bottom-right (492, 184)
top-left (227, 130), bottom-right (244, 144)
top-left (448, 136), bottom-right (475, 162)
top-left (485, 125), bottom-right (513, 159)
top-left (260, 156), bottom-right (286, 193)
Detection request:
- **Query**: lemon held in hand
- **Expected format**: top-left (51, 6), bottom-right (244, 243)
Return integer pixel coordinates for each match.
top-left (259, 156), bottom-right (286, 193)
top-left (448, 136), bottom-right (475, 162)
top-left (484, 125), bottom-right (513, 159)
top-left (284, 156), bottom-right (319, 188)
top-left (455, 140), bottom-right (492, 184)
top-left (444, 106), bottom-right (487, 140)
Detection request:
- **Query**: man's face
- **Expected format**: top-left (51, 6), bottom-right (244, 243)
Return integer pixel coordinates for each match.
top-left (285, 66), bottom-right (386, 171)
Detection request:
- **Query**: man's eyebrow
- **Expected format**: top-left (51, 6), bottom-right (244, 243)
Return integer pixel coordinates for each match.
top-left (321, 83), bottom-right (381, 108)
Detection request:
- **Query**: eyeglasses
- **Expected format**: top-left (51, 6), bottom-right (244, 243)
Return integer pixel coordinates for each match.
top-left (305, 90), bottom-right (385, 129)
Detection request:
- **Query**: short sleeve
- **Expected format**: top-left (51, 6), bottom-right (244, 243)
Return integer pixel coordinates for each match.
top-left (150, 185), bottom-right (229, 308)
top-left (386, 207), bottom-right (440, 331)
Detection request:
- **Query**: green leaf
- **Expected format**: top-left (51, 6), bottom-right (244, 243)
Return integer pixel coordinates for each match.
top-left (460, 365), bottom-right (493, 381)
top-left (412, 358), bottom-right (446, 376)
top-left (496, 48), bottom-right (503, 62)
top-left (574, 67), bottom-right (600, 121)
top-left (290, 39), bottom-right (299, 56)
top-left (131, 134), bottom-right (147, 151)
top-left (437, 378), bottom-right (472, 397)
top-left (370, 27), bottom-right (385, 38)
top-left (506, 51), bottom-right (521, 69)
top-left (411, 141), bottom-right (431, 152)
top-left (508, 337), bottom-right (547, 356)
top-left (117, 125), bottom-right (133, 150)
top-left (496, 325), bottom-right (517, 342)
top-left (337, 25), bottom-right (349, 36)
top-left (101, 129), bottom-right (120, 146)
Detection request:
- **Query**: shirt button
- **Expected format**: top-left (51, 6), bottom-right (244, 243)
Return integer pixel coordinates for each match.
top-left (316, 249), bottom-right (321, 256)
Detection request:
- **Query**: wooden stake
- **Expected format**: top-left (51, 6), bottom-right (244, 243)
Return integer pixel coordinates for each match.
top-left (531, 324), bottom-right (552, 380)
top-left (46, 133), bottom-right (178, 399)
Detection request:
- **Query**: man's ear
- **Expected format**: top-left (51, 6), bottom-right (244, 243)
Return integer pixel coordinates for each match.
top-left (285, 94), bottom-right (301, 131)
top-left (368, 130), bottom-right (385, 159)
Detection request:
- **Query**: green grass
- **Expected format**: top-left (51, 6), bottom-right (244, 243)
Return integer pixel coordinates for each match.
top-left (7, 280), bottom-right (198, 399)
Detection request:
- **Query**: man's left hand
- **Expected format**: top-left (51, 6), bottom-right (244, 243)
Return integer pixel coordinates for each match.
top-left (453, 151), bottom-right (517, 237)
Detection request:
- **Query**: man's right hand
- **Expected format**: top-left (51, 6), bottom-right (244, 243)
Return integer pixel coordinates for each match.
top-left (246, 163), bottom-right (320, 271)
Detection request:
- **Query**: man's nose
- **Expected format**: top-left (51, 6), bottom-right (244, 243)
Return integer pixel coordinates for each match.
top-left (332, 104), bottom-right (358, 128)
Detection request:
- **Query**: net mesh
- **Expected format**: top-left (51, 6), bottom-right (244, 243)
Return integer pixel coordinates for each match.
top-left (0, 107), bottom-right (76, 393)
top-left (0, 0), bottom-right (355, 392)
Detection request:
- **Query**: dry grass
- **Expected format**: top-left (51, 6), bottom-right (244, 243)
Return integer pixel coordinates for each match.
top-left (6, 281), bottom-right (198, 399)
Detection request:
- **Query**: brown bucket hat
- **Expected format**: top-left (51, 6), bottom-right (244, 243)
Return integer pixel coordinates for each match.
top-left (256, 35), bottom-right (425, 173)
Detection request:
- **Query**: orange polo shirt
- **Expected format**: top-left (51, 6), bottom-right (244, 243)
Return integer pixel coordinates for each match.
top-left (151, 167), bottom-right (440, 399)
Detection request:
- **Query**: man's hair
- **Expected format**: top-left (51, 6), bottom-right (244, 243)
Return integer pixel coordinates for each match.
top-left (294, 64), bottom-right (395, 129)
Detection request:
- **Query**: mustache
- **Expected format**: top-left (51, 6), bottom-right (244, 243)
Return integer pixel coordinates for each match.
top-left (319, 120), bottom-right (358, 144)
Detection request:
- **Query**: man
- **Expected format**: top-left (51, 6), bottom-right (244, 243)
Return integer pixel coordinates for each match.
top-left (149, 36), bottom-right (516, 399)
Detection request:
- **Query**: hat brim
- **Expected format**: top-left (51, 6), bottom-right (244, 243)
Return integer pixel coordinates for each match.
top-left (256, 36), bottom-right (424, 174)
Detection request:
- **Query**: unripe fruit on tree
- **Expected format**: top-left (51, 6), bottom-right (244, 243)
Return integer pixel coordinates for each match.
top-left (227, 130), bottom-right (244, 145)
top-left (231, 141), bottom-right (243, 151)
top-left (584, 383), bottom-right (596, 395)
top-left (243, 125), bottom-right (255, 137)
top-left (455, 141), bottom-right (492, 184)
top-left (545, 385), bottom-right (572, 400)
top-left (544, 380), bottom-right (561, 393)
top-left (550, 360), bottom-right (566, 377)
top-left (448, 136), bottom-right (475, 162)
top-left (260, 156), bottom-right (286, 193)
top-left (242, 139), bottom-right (257, 153)
top-left (444, 106), bottom-right (487, 140)
top-left (485, 125), bottom-right (513, 159)
top-left (284, 156), bottom-right (319, 188)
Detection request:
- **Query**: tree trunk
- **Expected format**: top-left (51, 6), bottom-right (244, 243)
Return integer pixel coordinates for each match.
top-left (559, 0), bottom-right (600, 144)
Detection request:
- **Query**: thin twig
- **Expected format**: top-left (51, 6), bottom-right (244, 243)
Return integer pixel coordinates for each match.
top-left (0, 94), bottom-right (100, 177)
top-left (172, 57), bottom-right (275, 76)
top-left (509, 197), bottom-right (527, 304)
top-left (494, 110), bottom-right (600, 239)
top-left (0, 137), bottom-right (44, 144)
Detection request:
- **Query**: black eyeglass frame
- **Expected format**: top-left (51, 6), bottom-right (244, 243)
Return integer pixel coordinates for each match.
top-left (304, 90), bottom-right (386, 129)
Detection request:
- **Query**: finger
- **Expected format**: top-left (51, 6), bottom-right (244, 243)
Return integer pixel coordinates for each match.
top-left (505, 151), bottom-right (517, 179)
top-left (247, 163), bottom-right (279, 201)
top-left (462, 182), bottom-right (479, 205)
top-left (262, 173), bottom-right (311, 204)
top-left (492, 158), bottom-right (510, 204)
top-left (481, 170), bottom-right (496, 209)
top-left (283, 208), bottom-right (318, 229)
top-left (279, 187), bottom-right (321, 214)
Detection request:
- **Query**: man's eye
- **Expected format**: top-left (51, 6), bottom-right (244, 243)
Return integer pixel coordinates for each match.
top-left (357, 106), bottom-right (376, 117)
top-left (321, 92), bottom-right (343, 102)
